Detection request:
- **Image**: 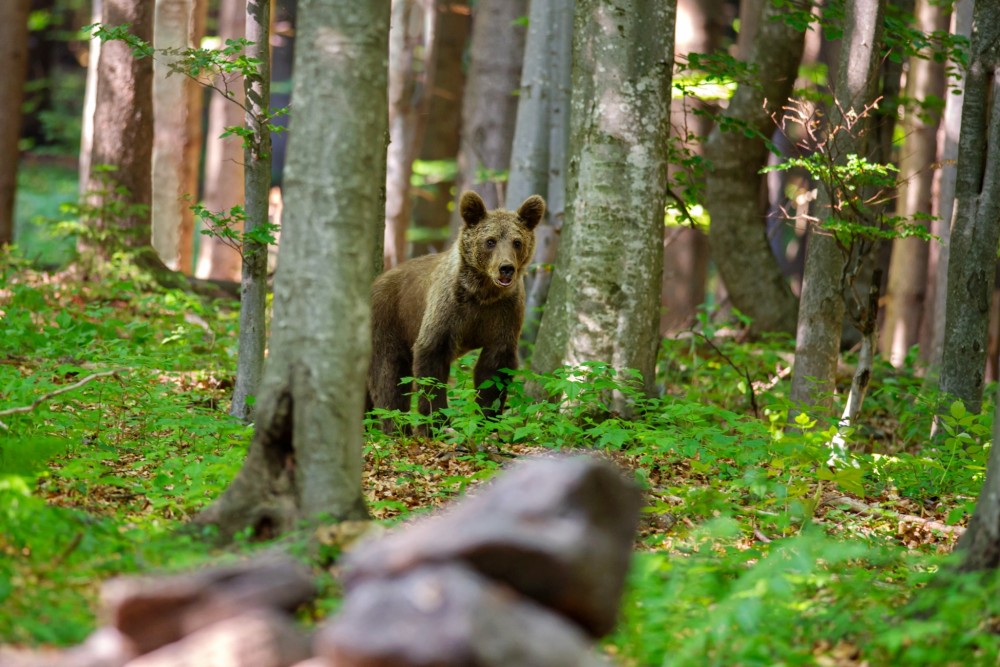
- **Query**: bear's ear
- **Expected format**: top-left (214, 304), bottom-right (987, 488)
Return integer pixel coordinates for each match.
top-left (460, 191), bottom-right (488, 227)
top-left (517, 195), bottom-right (546, 230)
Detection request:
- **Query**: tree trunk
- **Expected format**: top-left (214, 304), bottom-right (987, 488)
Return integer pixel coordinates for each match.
top-left (195, 0), bottom-right (245, 282)
top-left (790, 0), bottom-right (886, 411)
top-left (196, 0), bottom-right (389, 542)
top-left (229, 0), bottom-right (273, 422)
top-left (383, 0), bottom-right (438, 269)
top-left (660, 0), bottom-right (721, 335)
top-left (83, 0), bottom-right (155, 256)
top-left (923, 0), bottom-right (974, 370)
top-left (410, 1), bottom-right (470, 258)
top-left (880, 0), bottom-right (949, 367)
top-left (449, 0), bottom-right (527, 235)
top-left (505, 0), bottom-right (574, 356)
top-left (704, 0), bottom-right (805, 337)
top-left (938, 1), bottom-right (1000, 415)
top-left (0, 0), bottom-right (31, 245)
top-left (152, 0), bottom-right (206, 272)
top-left (80, 0), bottom-right (102, 199)
top-left (531, 0), bottom-right (675, 406)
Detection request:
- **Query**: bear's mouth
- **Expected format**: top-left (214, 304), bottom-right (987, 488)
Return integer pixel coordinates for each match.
top-left (494, 275), bottom-right (514, 288)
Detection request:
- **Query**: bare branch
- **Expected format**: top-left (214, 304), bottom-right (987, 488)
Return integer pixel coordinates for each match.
top-left (0, 369), bottom-right (125, 430)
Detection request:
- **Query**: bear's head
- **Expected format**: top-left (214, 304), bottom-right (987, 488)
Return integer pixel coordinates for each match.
top-left (458, 191), bottom-right (545, 290)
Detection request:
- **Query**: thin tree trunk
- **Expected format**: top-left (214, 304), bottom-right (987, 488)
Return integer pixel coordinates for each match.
top-left (449, 0), bottom-right (527, 236)
top-left (0, 0), bottom-right (31, 245)
top-left (924, 0), bottom-right (973, 370)
top-left (196, 0), bottom-right (389, 541)
top-left (383, 0), bottom-right (438, 269)
top-left (790, 0), bottom-right (886, 411)
top-left (80, 0), bottom-right (102, 200)
top-left (195, 0), bottom-right (244, 281)
top-left (152, 0), bottom-right (206, 271)
top-left (229, 0), bottom-right (272, 421)
top-left (410, 1), bottom-right (470, 258)
top-left (938, 1), bottom-right (1000, 415)
top-left (531, 0), bottom-right (675, 407)
top-left (880, 0), bottom-right (948, 367)
top-left (506, 0), bottom-right (573, 356)
top-left (704, 0), bottom-right (805, 337)
top-left (956, 382), bottom-right (1000, 570)
top-left (83, 0), bottom-right (155, 256)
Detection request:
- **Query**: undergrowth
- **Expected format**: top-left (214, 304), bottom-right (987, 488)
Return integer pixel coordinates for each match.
top-left (1, 247), bottom-right (997, 664)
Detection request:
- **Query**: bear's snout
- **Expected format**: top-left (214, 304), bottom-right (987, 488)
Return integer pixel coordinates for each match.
top-left (497, 263), bottom-right (516, 287)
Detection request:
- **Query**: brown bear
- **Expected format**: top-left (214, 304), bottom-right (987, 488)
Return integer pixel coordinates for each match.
top-left (367, 190), bottom-right (546, 433)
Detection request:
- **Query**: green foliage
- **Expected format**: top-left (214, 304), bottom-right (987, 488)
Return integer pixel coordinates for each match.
top-left (191, 202), bottom-right (280, 256)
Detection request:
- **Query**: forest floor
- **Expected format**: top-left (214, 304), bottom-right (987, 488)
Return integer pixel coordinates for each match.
top-left (2, 186), bottom-right (998, 664)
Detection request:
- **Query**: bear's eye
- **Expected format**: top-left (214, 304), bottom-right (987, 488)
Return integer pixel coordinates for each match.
top-left (513, 239), bottom-right (522, 250)
top-left (486, 239), bottom-right (497, 249)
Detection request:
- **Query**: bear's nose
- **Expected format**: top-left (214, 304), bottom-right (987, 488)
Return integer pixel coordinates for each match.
top-left (500, 264), bottom-right (515, 279)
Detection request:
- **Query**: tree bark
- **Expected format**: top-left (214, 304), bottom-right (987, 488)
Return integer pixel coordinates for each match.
top-left (229, 0), bottom-right (273, 422)
top-left (958, 381), bottom-right (1000, 570)
top-left (383, 0), bottom-right (438, 269)
top-left (660, 0), bottom-right (721, 335)
top-left (880, 0), bottom-right (948, 367)
top-left (531, 0), bottom-right (675, 406)
top-left (449, 0), bottom-right (527, 235)
top-left (0, 0), bottom-right (31, 245)
top-left (80, 0), bottom-right (102, 200)
top-left (196, 0), bottom-right (389, 541)
top-left (195, 0), bottom-right (245, 281)
top-left (410, 1), bottom-right (470, 258)
top-left (704, 0), bottom-right (805, 337)
top-left (789, 0), bottom-right (886, 411)
top-left (505, 0), bottom-right (574, 356)
top-left (938, 1), bottom-right (1000, 415)
top-left (83, 0), bottom-right (155, 256)
top-left (923, 0), bottom-right (974, 371)
top-left (152, 0), bottom-right (206, 272)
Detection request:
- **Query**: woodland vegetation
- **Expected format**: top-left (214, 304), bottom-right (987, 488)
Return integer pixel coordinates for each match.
top-left (4, 0), bottom-right (1000, 664)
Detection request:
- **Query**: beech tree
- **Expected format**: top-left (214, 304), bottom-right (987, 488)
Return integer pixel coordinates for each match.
top-left (0, 0), bottom-right (30, 245)
top-left (83, 0), bottom-right (155, 258)
top-left (197, 0), bottom-right (389, 541)
top-left (880, 0), bottom-right (949, 367)
top-left (938, 0), bottom-right (1000, 415)
top-left (450, 0), bottom-right (527, 228)
top-left (789, 0), bottom-right (886, 411)
top-left (531, 0), bottom-right (675, 407)
top-left (704, 0), bottom-right (805, 337)
top-left (151, 0), bottom-right (206, 272)
top-left (383, 0), bottom-right (438, 269)
top-left (505, 0), bottom-right (573, 353)
top-left (195, 0), bottom-right (244, 281)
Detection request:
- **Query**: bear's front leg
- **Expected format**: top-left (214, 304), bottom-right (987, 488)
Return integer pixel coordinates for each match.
top-left (474, 346), bottom-right (519, 420)
top-left (412, 337), bottom-right (453, 434)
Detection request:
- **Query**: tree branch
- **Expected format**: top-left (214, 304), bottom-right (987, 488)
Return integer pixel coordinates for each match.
top-left (0, 369), bottom-right (124, 430)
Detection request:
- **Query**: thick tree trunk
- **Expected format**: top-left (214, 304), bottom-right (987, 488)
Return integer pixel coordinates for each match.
top-left (152, 0), bottom-right (206, 271)
top-left (196, 0), bottom-right (389, 541)
top-left (506, 0), bottom-right (574, 356)
top-left (410, 1), bottom-right (469, 258)
top-left (924, 0), bottom-right (974, 371)
top-left (938, 1), bottom-right (1000, 415)
top-left (704, 0), bottom-right (805, 337)
top-left (880, 0), bottom-right (948, 367)
top-left (80, 0), bottom-right (102, 199)
top-left (0, 0), bottom-right (31, 245)
top-left (195, 0), bottom-right (244, 281)
top-left (383, 0), bottom-right (438, 269)
top-left (531, 0), bottom-right (675, 406)
top-left (449, 0), bottom-right (527, 235)
top-left (790, 0), bottom-right (886, 410)
top-left (83, 0), bottom-right (155, 256)
top-left (229, 0), bottom-right (273, 421)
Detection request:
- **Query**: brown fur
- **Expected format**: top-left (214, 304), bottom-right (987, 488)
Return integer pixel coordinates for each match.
top-left (367, 191), bottom-right (546, 432)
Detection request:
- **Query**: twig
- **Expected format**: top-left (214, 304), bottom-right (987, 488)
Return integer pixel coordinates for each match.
top-left (0, 369), bottom-right (124, 430)
top-left (823, 494), bottom-right (965, 536)
top-left (683, 329), bottom-right (760, 417)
